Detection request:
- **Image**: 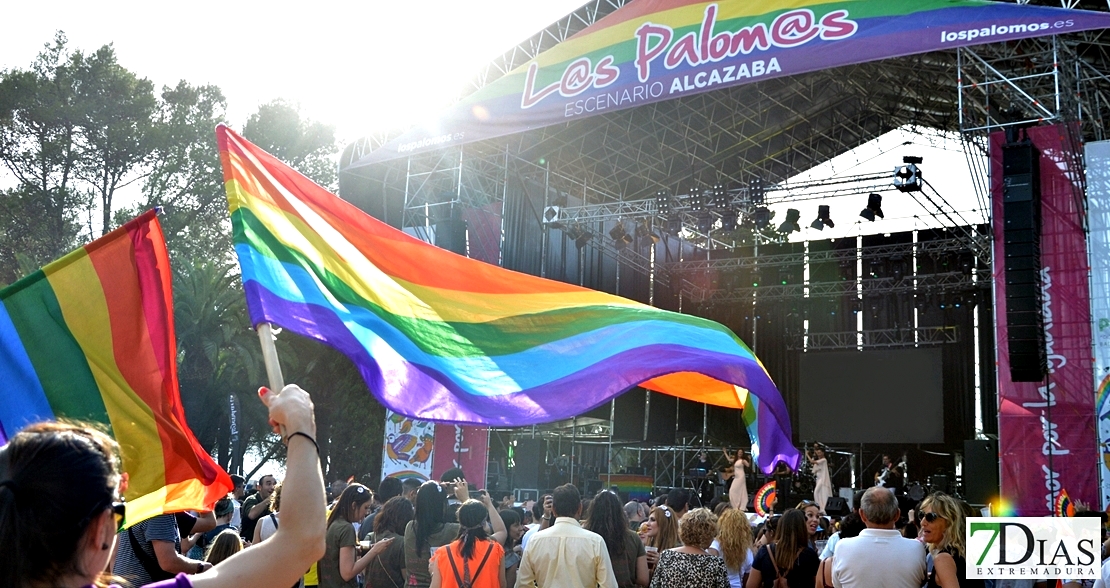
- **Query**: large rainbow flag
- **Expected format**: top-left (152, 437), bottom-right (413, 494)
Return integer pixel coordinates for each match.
top-left (219, 126), bottom-right (799, 473)
top-left (0, 210), bottom-right (232, 525)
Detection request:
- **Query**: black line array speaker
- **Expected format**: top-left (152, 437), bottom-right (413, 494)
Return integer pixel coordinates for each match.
top-left (824, 496), bottom-right (850, 516)
top-left (963, 439), bottom-right (999, 505)
top-left (1002, 142), bottom-right (1047, 382)
top-left (513, 439), bottom-right (542, 490)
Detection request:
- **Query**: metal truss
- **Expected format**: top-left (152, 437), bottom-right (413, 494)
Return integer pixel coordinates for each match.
top-left (671, 236), bottom-right (977, 272)
top-left (787, 326), bottom-right (960, 351)
top-left (685, 269), bottom-right (991, 304)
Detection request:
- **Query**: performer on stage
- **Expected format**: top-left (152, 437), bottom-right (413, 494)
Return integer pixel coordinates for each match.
top-left (807, 444), bottom-right (832, 514)
top-left (876, 454), bottom-right (904, 494)
top-left (723, 448), bottom-right (752, 511)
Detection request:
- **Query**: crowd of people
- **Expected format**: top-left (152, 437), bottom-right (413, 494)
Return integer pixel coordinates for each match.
top-left (1, 384), bottom-right (1108, 588)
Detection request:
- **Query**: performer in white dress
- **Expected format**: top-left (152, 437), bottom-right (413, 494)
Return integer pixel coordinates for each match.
top-left (724, 448), bottom-right (752, 511)
top-left (808, 445), bottom-right (833, 514)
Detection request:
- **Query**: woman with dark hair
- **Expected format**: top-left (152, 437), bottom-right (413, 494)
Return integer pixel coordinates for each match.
top-left (405, 480), bottom-right (467, 588)
top-left (745, 509), bottom-right (819, 588)
top-left (0, 383), bottom-right (326, 588)
top-left (585, 490), bottom-right (648, 588)
top-left (498, 508), bottom-right (525, 587)
top-left (204, 529), bottom-right (244, 566)
top-left (649, 508), bottom-right (729, 588)
top-left (319, 483), bottom-right (396, 588)
top-left (429, 500), bottom-right (505, 588)
top-left (365, 496), bottom-right (414, 588)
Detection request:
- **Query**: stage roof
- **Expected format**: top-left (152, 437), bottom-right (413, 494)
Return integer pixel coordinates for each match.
top-left (339, 0), bottom-right (1110, 206)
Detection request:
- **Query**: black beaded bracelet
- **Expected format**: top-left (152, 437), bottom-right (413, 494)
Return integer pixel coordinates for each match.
top-left (285, 431), bottom-right (321, 458)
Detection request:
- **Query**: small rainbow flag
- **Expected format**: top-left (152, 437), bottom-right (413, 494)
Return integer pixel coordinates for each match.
top-left (0, 210), bottom-right (232, 525)
top-left (218, 126), bottom-right (799, 474)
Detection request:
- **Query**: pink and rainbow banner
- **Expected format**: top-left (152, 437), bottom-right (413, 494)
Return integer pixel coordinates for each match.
top-left (992, 126), bottom-right (1097, 516)
top-left (348, 0), bottom-right (1110, 168)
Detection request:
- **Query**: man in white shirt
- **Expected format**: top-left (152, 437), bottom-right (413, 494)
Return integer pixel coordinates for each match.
top-left (831, 487), bottom-right (926, 588)
top-left (516, 484), bottom-right (618, 588)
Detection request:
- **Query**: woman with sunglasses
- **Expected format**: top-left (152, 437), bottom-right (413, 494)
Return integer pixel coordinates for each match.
top-left (0, 383), bottom-right (327, 588)
top-left (919, 493), bottom-right (984, 588)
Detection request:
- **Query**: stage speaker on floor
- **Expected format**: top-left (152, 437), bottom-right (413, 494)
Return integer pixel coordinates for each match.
top-left (435, 218), bottom-right (467, 255)
top-left (963, 439), bottom-right (999, 505)
top-left (513, 439), bottom-right (542, 491)
top-left (824, 496), bottom-right (850, 517)
top-left (1002, 141), bottom-right (1047, 382)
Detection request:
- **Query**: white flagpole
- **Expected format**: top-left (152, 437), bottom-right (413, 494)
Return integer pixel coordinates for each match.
top-left (256, 322), bottom-right (286, 392)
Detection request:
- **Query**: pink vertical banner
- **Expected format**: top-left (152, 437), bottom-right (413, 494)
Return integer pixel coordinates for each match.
top-left (431, 423), bottom-right (490, 487)
top-left (992, 125), bottom-right (1097, 515)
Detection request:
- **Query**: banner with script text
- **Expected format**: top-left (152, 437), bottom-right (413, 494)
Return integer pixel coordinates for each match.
top-left (347, 0), bottom-right (1110, 168)
top-left (993, 126), bottom-right (1097, 516)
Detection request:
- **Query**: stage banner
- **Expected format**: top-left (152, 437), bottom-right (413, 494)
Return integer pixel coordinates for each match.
top-left (381, 409), bottom-right (490, 485)
top-left (347, 0), bottom-right (1110, 168)
top-left (1086, 140), bottom-right (1110, 509)
top-left (992, 126), bottom-right (1096, 516)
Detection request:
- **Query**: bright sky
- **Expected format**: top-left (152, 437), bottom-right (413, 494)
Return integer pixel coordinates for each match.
top-left (0, 0), bottom-right (586, 145)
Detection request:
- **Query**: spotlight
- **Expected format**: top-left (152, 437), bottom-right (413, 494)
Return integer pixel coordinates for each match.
top-left (635, 220), bottom-right (660, 244)
top-left (778, 208), bottom-right (801, 234)
top-left (688, 187), bottom-right (708, 212)
top-left (696, 213), bottom-right (714, 234)
top-left (566, 226), bottom-right (592, 249)
top-left (751, 267), bottom-right (761, 288)
top-left (718, 209), bottom-right (739, 231)
top-left (778, 267), bottom-right (792, 285)
top-left (711, 184), bottom-right (730, 209)
top-left (838, 258), bottom-right (856, 281)
top-left (655, 190), bottom-right (672, 215)
top-left (543, 205), bottom-right (561, 224)
top-left (890, 254), bottom-right (905, 281)
top-left (868, 258), bottom-right (883, 278)
top-left (609, 223), bottom-right (633, 248)
top-left (810, 205), bottom-right (834, 230)
top-left (860, 193), bottom-right (884, 221)
top-left (748, 177), bottom-right (765, 205)
top-left (893, 156), bottom-right (923, 192)
top-left (959, 254), bottom-right (974, 274)
top-left (752, 207), bottom-right (771, 229)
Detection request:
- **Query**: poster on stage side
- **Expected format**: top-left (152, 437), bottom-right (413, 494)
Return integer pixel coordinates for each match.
top-left (1085, 140), bottom-right (1110, 509)
top-left (992, 125), bottom-right (1097, 515)
top-left (381, 409), bottom-right (437, 481)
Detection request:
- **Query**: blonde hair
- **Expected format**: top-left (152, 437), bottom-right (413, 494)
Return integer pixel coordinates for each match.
top-left (716, 508), bottom-right (753, 571)
top-left (920, 493), bottom-right (966, 558)
top-left (648, 505), bottom-right (681, 549)
top-left (678, 508), bottom-right (718, 549)
top-left (204, 529), bottom-right (244, 565)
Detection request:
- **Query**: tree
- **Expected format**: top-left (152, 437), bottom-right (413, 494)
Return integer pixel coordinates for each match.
top-left (0, 33), bottom-right (88, 281)
top-left (73, 44), bottom-right (158, 235)
top-left (243, 100), bottom-right (338, 191)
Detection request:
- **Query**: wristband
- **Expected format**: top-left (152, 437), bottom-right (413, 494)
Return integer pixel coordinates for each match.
top-left (284, 431), bottom-right (321, 457)
top-left (196, 562), bottom-right (204, 574)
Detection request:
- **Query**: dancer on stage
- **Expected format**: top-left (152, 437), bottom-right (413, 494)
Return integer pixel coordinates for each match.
top-left (723, 448), bottom-right (751, 511)
top-left (807, 444), bottom-right (832, 514)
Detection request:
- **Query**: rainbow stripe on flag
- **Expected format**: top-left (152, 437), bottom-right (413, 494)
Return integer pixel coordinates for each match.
top-left (219, 126), bottom-right (799, 473)
top-left (0, 210), bottom-right (232, 525)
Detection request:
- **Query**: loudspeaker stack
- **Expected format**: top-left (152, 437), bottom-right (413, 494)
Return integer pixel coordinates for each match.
top-left (1001, 141), bottom-right (1047, 382)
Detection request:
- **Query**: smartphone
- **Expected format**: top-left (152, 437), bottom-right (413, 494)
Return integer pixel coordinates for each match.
top-left (469, 489), bottom-right (485, 499)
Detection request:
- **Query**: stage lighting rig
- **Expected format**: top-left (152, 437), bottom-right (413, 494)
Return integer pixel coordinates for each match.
top-left (634, 219), bottom-right (660, 244)
top-left (748, 177), bottom-right (765, 205)
top-left (860, 193), bottom-right (884, 221)
top-left (893, 156), bottom-right (923, 192)
top-left (752, 207), bottom-right (771, 229)
top-left (778, 208), bottom-right (801, 234)
top-left (655, 190), bottom-right (672, 215)
top-left (810, 205), bottom-right (834, 230)
top-left (711, 184), bottom-right (730, 209)
top-left (609, 223), bottom-right (633, 248)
